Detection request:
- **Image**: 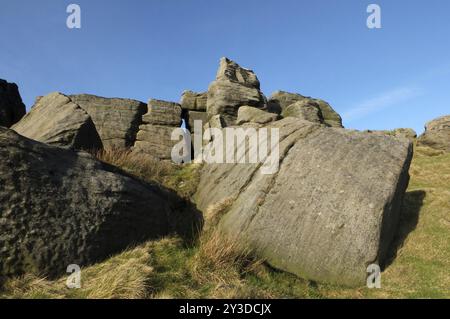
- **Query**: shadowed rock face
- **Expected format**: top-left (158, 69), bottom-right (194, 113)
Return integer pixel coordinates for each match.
top-left (12, 92), bottom-right (102, 150)
top-left (207, 58), bottom-right (266, 126)
top-left (70, 94), bottom-right (148, 149)
top-left (0, 127), bottom-right (201, 279)
top-left (0, 79), bottom-right (26, 128)
top-left (195, 118), bottom-right (413, 286)
top-left (418, 115), bottom-right (450, 152)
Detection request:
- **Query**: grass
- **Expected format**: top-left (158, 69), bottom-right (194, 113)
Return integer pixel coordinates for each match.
top-left (1, 146), bottom-right (449, 299)
top-left (94, 148), bottom-right (201, 199)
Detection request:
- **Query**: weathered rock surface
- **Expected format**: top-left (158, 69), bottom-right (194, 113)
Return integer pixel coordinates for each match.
top-left (141, 99), bottom-right (182, 126)
top-left (133, 99), bottom-right (183, 159)
top-left (268, 91), bottom-right (343, 127)
top-left (366, 128), bottom-right (417, 142)
top-left (315, 99), bottom-right (343, 128)
top-left (12, 93), bottom-right (102, 150)
top-left (70, 94), bottom-right (147, 149)
top-left (207, 58), bottom-right (266, 126)
top-left (0, 79), bottom-right (26, 128)
top-left (0, 127), bottom-right (201, 279)
top-left (417, 115), bottom-right (450, 152)
top-left (181, 91), bottom-right (208, 112)
top-left (267, 91), bottom-right (305, 114)
top-left (281, 100), bottom-right (323, 124)
top-left (236, 106), bottom-right (280, 125)
top-left (195, 118), bottom-right (413, 286)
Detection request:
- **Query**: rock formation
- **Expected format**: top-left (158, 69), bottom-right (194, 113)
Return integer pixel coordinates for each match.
top-left (133, 99), bottom-right (183, 160)
top-left (365, 128), bottom-right (417, 142)
top-left (207, 58), bottom-right (266, 126)
top-left (195, 118), bottom-right (413, 286)
top-left (417, 115), bottom-right (450, 152)
top-left (281, 100), bottom-right (323, 124)
top-left (2, 58), bottom-right (419, 287)
top-left (236, 106), bottom-right (280, 125)
top-left (12, 92), bottom-right (102, 150)
top-left (0, 127), bottom-right (201, 279)
top-left (268, 91), bottom-right (343, 128)
top-left (0, 79), bottom-right (26, 127)
top-left (181, 91), bottom-right (208, 112)
top-left (70, 94), bottom-right (147, 149)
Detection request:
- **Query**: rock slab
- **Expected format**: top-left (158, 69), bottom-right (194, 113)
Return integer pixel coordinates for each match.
top-left (70, 94), bottom-right (147, 149)
top-left (133, 99), bottom-right (183, 160)
top-left (12, 92), bottom-right (102, 150)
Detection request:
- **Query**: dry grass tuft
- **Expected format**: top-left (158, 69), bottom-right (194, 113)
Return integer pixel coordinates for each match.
top-left (94, 148), bottom-right (202, 199)
top-left (95, 148), bottom-right (175, 185)
top-left (1, 244), bottom-right (153, 299)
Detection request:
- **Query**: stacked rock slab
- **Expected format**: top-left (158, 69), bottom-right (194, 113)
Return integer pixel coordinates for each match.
top-left (281, 100), bottom-right (323, 124)
top-left (133, 99), bottom-right (183, 160)
top-left (236, 106), bottom-right (280, 125)
top-left (195, 118), bottom-right (413, 286)
top-left (180, 91), bottom-right (209, 133)
top-left (207, 58), bottom-right (266, 126)
top-left (12, 92), bottom-right (102, 150)
top-left (417, 115), bottom-right (450, 152)
top-left (70, 94), bottom-right (147, 149)
top-left (0, 79), bottom-right (26, 127)
top-left (269, 91), bottom-right (343, 128)
top-left (0, 127), bottom-right (201, 278)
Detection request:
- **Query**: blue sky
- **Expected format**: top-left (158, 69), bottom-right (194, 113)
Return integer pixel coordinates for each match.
top-left (1, 0), bottom-right (449, 134)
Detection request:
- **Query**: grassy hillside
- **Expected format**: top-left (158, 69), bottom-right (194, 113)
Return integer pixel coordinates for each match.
top-left (1, 147), bottom-right (449, 299)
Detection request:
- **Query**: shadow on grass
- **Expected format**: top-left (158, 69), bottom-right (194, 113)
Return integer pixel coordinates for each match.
top-left (382, 190), bottom-right (426, 270)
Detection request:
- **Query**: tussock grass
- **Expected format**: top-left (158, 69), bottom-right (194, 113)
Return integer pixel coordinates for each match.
top-left (1, 244), bottom-right (153, 299)
top-left (1, 145), bottom-right (449, 299)
top-left (94, 148), bottom-right (201, 199)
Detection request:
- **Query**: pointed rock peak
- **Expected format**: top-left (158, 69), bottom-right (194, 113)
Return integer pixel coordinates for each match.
top-left (216, 57), bottom-right (260, 89)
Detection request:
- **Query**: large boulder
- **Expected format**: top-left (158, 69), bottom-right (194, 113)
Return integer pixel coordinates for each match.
top-left (12, 92), bottom-right (102, 150)
top-left (207, 58), bottom-right (266, 126)
top-left (0, 79), bottom-right (26, 128)
top-left (0, 127), bottom-right (200, 279)
top-left (417, 115), bottom-right (450, 152)
top-left (70, 94), bottom-right (147, 149)
top-left (195, 118), bottom-right (413, 286)
top-left (180, 91), bottom-right (208, 112)
top-left (133, 99), bottom-right (183, 160)
top-left (268, 91), bottom-right (343, 128)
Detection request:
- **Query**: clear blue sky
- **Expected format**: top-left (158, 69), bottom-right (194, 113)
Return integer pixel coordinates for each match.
top-left (1, 0), bottom-right (449, 134)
